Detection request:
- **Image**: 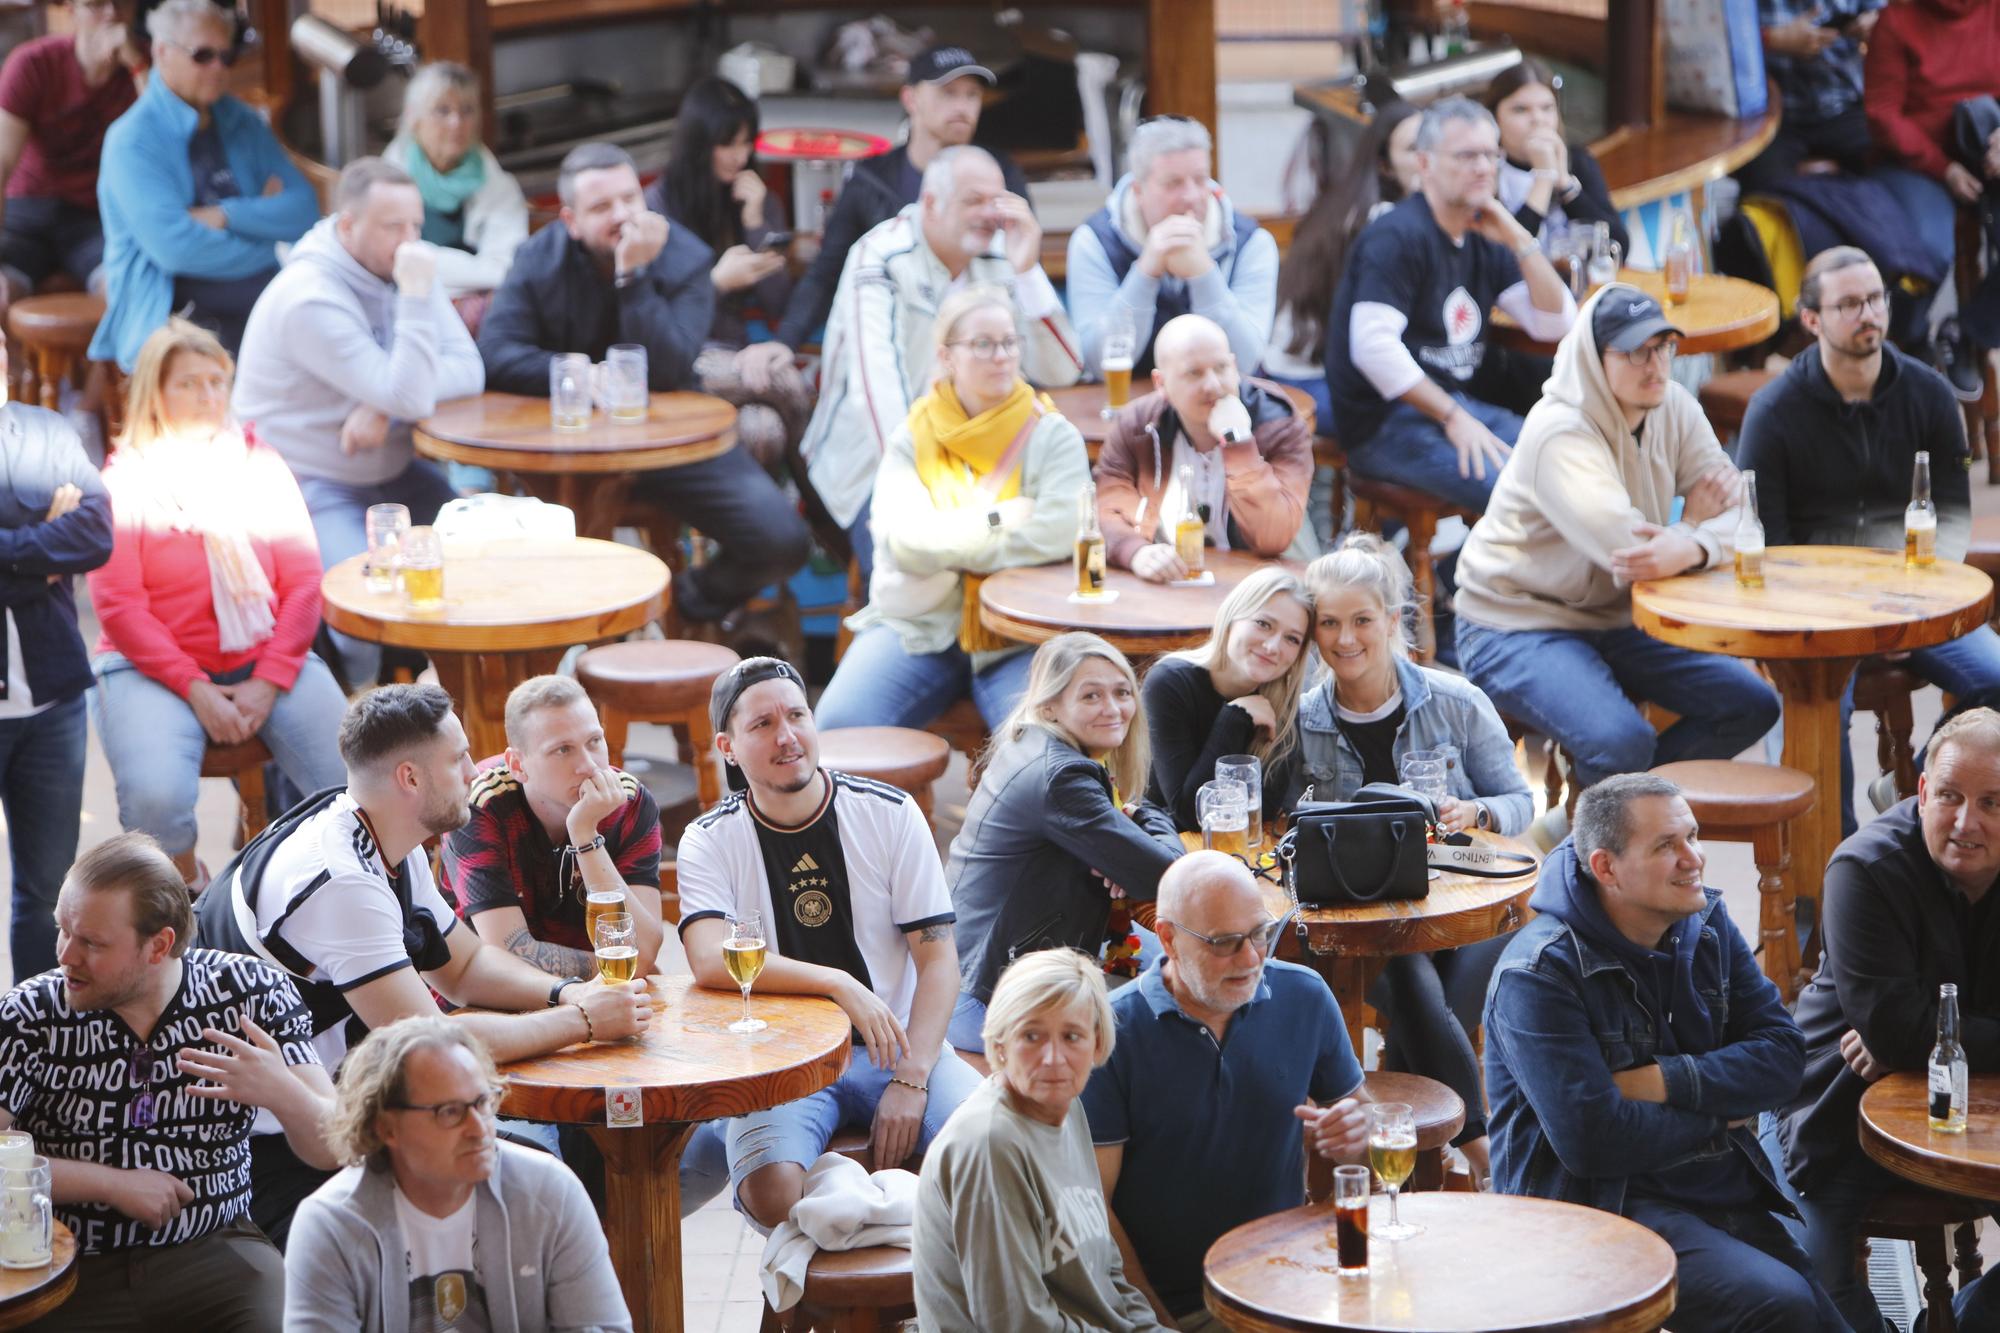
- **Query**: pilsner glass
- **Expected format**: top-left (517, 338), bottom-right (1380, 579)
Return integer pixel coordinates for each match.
top-left (593, 912), bottom-right (637, 984)
top-left (584, 889), bottom-right (626, 943)
top-left (1100, 311), bottom-right (1137, 417)
top-left (725, 913), bottom-right (768, 1033)
top-left (1367, 1102), bottom-right (1422, 1240)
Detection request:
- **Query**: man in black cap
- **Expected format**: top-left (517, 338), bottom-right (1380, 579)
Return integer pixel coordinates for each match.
top-left (675, 657), bottom-right (978, 1234)
top-left (739, 45), bottom-right (1033, 377)
top-left (1454, 284), bottom-right (1779, 792)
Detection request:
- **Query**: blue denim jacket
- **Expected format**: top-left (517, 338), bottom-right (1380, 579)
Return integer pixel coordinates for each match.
top-left (1483, 841), bottom-right (1805, 1218)
top-left (1295, 656), bottom-right (1534, 833)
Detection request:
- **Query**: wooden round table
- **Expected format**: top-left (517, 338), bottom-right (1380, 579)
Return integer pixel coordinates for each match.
top-left (1493, 270), bottom-right (1779, 356)
top-left (415, 391), bottom-right (738, 540)
top-left (978, 549), bottom-right (1303, 656)
top-left (321, 537), bottom-right (668, 758)
top-left (0, 1220), bottom-right (77, 1330)
top-left (1861, 1071), bottom-right (2000, 1203)
top-left (1203, 1193), bottom-right (1676, 1332)
top-left (1047, 378), bottom-right (1318, 461)
top-left (1632, 545), bottom-right (1993, 918)
top-left (499, 974), bottom-right (851, 1333)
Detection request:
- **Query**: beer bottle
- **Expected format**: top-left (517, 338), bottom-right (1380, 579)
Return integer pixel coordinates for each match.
top-left (1173, 464), bottom-right (1206, 575)
top-left (1075, 482), bottom-right (1106, 597)
top-left (1907, 450), bottom-right (1937, 569)
top-left (1734, 469), bottom-right (1765, 589)
top-left (1930, 982), bottom-right (1968, 1133)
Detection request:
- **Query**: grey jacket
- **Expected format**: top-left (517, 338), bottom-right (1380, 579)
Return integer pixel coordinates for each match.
top-left (282, 1142), bottom-right (630, 1333)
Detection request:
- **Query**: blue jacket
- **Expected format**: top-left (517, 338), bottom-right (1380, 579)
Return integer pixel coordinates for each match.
top-left (1483, 838), bottom-right (1804, 1218)
top-left (91, 80), bottom-right (317, 368)
top-left (0, 403), bottom-right (112, 704)
top-left (1294, 655), bottom-right (1534, 833)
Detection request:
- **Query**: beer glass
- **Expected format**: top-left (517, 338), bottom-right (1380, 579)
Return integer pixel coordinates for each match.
top-left (1367, 1102), bottom-right (1421, 1239)
top-left (584, 889), bottom-right (626, 944)
top-left (1100, 312), bottom-right (1136, 417)
top-left (593, 912), bottom-right (637, 984)
top-left (0, 1132), bottom-right (32, 1169)
top-left (551, 352), bottom-right (593, 431)
top-left (725, 913), bottom-right (769, 1033)
top-left (364, 503), bottom-right (410, 594)
top-left (0, 1158), bottom-right (52, 1269)
top-left (1216, 755), bottom-right (1262, 850)
top-left (1398, 750), bottom-right (1448, 807)
top-left (398, 526), bottom-right (445, 611)
top-left (1197, 779), bottom-right (1248, 856)
top-left (603, 344), bottom-right (649, 423)
top-left (1332, 1163), bottom-right (1370, 1274)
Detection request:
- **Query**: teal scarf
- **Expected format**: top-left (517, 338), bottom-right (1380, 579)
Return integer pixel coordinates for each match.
top-left (406, 139), bottom-right (485, 249)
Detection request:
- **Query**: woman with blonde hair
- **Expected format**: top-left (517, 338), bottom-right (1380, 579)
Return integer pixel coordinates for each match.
top-left (385, 61), bottom-right (528, 297)
top-left (1299, 532), bottom-right (1533, 1185)
top-left (1144, 565), bottom-right (1313, 830)
top-left (87, 318), bottom-right (347, 885)
top-left (913, 949), bottom-right (1164, 1333)
top-left (817, 283), bottom-right (1091, 732)
top-left (943, 633), bottom-right (1183, 1059)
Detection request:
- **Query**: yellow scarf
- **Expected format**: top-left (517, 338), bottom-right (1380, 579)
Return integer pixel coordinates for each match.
top-left (908, 379), bottom-right (1046, 654)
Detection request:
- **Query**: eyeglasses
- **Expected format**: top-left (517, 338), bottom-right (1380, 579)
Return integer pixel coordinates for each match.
top-left (127, 1047), bottom-right (158, 1129)
top-left (947, 336), bottom-right (1022, 361)
top-left (1818, 290), bottom-right (1888, 319)
top-left (1444, 149), bottom-right (1504, 167)
top-left (1613, 339), bottom-right (1679, 368)
top-left (388, 1086), bottom-right (507, 1128)
top-left (165, 39), bottom-right (238, 67)
top-left (426, 102), bottom-right (477, 124)
top-left (1158, 908), bottom-right (1294, 958)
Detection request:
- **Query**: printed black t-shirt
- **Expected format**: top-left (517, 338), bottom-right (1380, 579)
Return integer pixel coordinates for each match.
top-left (1325, 192), bottom-right (1524, 447)
top-left (747, 783), bottom-right (872, 998)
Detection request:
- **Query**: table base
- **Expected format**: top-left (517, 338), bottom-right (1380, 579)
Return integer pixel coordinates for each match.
top-left (591, 1120), bottom-right (699, 1333)
top-left (1764, 656), bottom-right (1857, 974)
top-left (433, 649), bottom-right (567, 758)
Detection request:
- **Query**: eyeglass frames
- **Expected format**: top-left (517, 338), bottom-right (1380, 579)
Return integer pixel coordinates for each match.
top-left (387, 1085), bottom-right (507, 1129)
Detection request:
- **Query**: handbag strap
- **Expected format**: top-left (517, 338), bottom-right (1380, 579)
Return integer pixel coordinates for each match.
top-left (1428, 841), bottom-right (1538, 878)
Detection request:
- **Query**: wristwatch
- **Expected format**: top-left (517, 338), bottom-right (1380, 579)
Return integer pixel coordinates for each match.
top-left (1473, 802), bottom-right (1493, 831)
top-left (986, 507), bottom-right (1003, 530)
top-left (547, 977), bottom-right (584, 1008)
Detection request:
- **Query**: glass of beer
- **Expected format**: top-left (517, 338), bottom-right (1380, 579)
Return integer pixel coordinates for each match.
top-left (1216, 755), bottom-right (1262, 850)
top-left (398, 526), bottom-right (445, 611)
top-left (584, 888), bottom-right (626, 943)
top-left (0, 1158), bottom-right (51, 1270)
top-left (593, 912), bottom-right (637, 984)
top-left (551, 352), bottom-right (593, 431)
top-left (603, 344), bottom-right (649, 423)
top-left (1197, 779), bottom-right (1248, 856)
top-left (725, 913), bottom-right (768, 1034)
top-left (1100, 313), bottom-right (1137, 419)
top-left (364, 503), bottom-right (410, 594)
top-left (1367, 1102), bottom-right (1422, 1240)
top-left (1332, 1163), bottom-right (1370, 1274)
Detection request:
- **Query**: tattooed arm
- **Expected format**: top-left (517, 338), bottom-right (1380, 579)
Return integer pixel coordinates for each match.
top-left (902, 921), bottom-right (959, 1084)
top-left (470, 905), bottom-right (598, 978)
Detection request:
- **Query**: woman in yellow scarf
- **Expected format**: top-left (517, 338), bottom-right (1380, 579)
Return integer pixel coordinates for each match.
top-left (817, 285), bottom-right (1091, 731)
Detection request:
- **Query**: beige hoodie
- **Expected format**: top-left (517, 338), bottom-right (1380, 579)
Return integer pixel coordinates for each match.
top-left (1454, 283), bottom-right (1742, 633)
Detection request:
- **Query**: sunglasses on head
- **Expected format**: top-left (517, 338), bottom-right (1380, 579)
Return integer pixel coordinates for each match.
top-left (127, 1046), bottom-right (158, 1129)
top-left (168, 39), bottom-right (237, 67)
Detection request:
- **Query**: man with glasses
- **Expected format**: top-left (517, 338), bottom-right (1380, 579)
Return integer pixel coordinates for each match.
top-left (285, 1016), bottom-right (629, 1332)
top-left (1326, 95), bottom-right (1576, 514)
top-left (1081, 851), bottom-right (1368, 1330)
top-left (0, 832), bottom-right (336, 1329)
top-left (1455, 286), bottom-right (1780, 792)
top-left (1738, 245), bottom-right (1996, 834)
top-left (91, 0), bottom-right (315, 368)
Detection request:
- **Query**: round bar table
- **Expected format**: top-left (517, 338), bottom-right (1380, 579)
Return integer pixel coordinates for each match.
top-left (1204, 1192), bottom-right (1676, 1332)
top-left (1861, 1071), bottom-right (2000, 1203)
top-left (1632, 546), bottom-right (1992, 921)
top-left (321, 537), bottom-right (668, 758)
top-left (415, 391), bottom-right (738, 539)
top-left (978, 550), bottom-right (1304, 656)
top-left (1048, 378), bottom-right (1318, 462)
top-left (0, 1220), bottom-right (77, 1330)
top-left (1492, 270), bottom-right (1779, 356)
top-left (498, 974), bottom-right (850, 1333)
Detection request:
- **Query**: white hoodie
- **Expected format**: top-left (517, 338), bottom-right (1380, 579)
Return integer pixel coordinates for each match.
top-left (232, 216), bottom-right (486, 487)
top-left (1454, 283), bottom-right (1743, 633)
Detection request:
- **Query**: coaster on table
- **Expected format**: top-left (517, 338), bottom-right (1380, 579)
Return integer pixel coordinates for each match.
top-left (1168, 571), bottom-right (1216, 588)
top-left (1067, 589), bottom-right (1121, 605)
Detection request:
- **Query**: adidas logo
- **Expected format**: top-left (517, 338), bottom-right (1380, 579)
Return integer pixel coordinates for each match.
top-left (791, 853), bottom-right (820, 874)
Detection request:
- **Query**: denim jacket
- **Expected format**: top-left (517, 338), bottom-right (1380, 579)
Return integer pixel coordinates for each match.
top-left (1295, 656), bottom-right (1534, 833)
top-left (1482, 842), bottom-right (1805, 1218)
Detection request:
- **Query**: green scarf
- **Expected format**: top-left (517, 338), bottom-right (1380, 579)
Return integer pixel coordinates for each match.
top-left (406, 139), bottom-right (486, 249)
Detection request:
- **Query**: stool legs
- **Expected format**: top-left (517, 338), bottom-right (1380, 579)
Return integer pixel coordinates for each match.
top-left (1874, 690), bottom-right (1919, 801)
top-left (235, 762), bottom-right (269, 847)
top-left (1751, 822), bottom-right (1800, 1002)
top-left (1917, 1228), bottom-right (1960, 1333)
top-left (1956, 1221), bottom-right (1985, 1289)
top-left (601, 708), bottom-right (631, 770)
top-left (1405, 507), bottom-right (1440, 664)
top-left (688, 713), bottom-right (721, 809)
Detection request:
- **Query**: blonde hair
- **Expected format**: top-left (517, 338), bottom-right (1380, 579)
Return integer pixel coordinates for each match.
top-left (322, 1017), bottom-right (500, 1170)
top-left (1304, 532), bottom-right (1417, 664)
top-left (399, 61), bottom-right (481, 140)
top-left (933, 283), bottom-right (1019, 357)
top-left (503, 674), bottom-right (591, 750)
top-left (990, 632), bottom-right (1150, 800)
top-left (982, 948), bottom-right (1115, 1069)
top-left (117, 319), bottom-right (233, 453)
top-left (1166, 566), bottom-right (1314, 767)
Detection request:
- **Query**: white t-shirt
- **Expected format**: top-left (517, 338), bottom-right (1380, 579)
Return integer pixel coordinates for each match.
top-left (676, 770), bottom-right (954, 1030)
top-left (394, 1188), bottom-right (490, 1333)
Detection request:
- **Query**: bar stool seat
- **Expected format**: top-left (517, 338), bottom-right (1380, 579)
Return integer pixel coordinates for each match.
top-left (817, 726), bottom-right (951, 828)
top-left (1365, 1071), bottom-right (1464, 1192)
top-left (7, 292), bottom-right (103, 412)
top-left (574, 640), bottom-right (740, 808)
top-left (760, 1129), bottom-right (918, 1332)
top-left (1696, 368), bottom-right (1776, 443)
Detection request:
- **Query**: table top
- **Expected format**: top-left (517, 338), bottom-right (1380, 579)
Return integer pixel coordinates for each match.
top-left (1284, 831), bottom-right (1541, 961)
top-left (415, 391), bottom-right (738, 475)
top-left (498, 974), bottom-right (852, 1126)
top-left (1632, 545), bottom-right (1995, 662)
top-left (1046, 378), bottom-right (1318, 450)
top-left (320, 537), bottom-right (668, 654)
top-left (978, 549), bottom-right (1301, 654)
top-left (1492, 271), bottom-right (1778, 357)
top-left (1861, 1072), bottom-right (2000, 1204)
top-left (0, 1221), bottom-right (77, 1330)
top-left (1204, 1192), bottom-right (1676, 1333)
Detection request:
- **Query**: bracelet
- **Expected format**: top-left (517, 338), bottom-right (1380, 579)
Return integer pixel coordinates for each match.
top-left (1530, 167), bottom-right (1561, 182)
top-left (570, 1001), bottom-right (596, 1043)
top-left (890, 1075), bottom-right (929, 1095)
top-left (547, 976), bottom-right (582, 1008)
top-left (573, 832), bottom-right (607, 856)
top-left (1513, 237), bottom-right (1541, 260)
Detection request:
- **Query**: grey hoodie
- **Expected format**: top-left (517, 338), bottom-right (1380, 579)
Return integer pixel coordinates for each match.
top-left (232, 216), bottom-right (485, 487)
top-left (1454, 283), bottom-right (1742, 633)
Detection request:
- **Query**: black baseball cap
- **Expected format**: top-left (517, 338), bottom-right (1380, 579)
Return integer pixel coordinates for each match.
top-left (1592, 288), bottom-right (1684, 354)
top-left (904, 45), bottom-right (996, 87)
top-left (709, 656), bottom-right (809, 735)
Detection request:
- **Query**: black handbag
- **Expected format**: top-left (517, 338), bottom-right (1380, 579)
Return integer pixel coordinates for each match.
top-left (1281, 783), bottom-right (1434, 906)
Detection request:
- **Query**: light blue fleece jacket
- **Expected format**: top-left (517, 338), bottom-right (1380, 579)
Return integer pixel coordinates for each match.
top-left (91, 78), bottom-right (317, 369)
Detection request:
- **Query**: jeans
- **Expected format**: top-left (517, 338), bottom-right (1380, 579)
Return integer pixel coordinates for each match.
top-left (0, 694), bottom-right (85, 981)
top-left (946, 990), bottom-right (988, 1053)
top-left (295, 462), bottom-right (458, 687)
top-left (91, 653), bottom-right (349, 856)
top-left (1784, 1148), bottom-right (1904, 1333)
top-left (1839, 625), bottom-right (2000, 835)
top-left (1877, 166), bottom-right (1960, 286)
top-left (1457, 619), bottom-right (1782, 788)
top-left (1735, 106), bottom-right (1874, 196)
top-left (172, 268), bottom-right (278, 359)
top-left (814, 626), bottom-right (1035, 731)
top-left (1367, 935), bottom-right (1513, 1145)
top-left (1346, 391), bottom-right (1522, 514)
top-left (848, 494), bottom-right (876, 590)
top-left (0, 196), bottom-right (106, 292)
top-left (629, 445), bottom-right (811, 622)
top-left (1623, 1194), bottom-right (1848, 1333)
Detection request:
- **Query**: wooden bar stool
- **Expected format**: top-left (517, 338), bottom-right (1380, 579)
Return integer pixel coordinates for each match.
top-left (926, 697), bottom-right (989, 773)
top-left (574, 640), bottom-right (740, 809)
top-left (1696, 367), bottom-right (1775, 446)
top-left (201, 738), bottom-right (273, 849)
top-left (1865, 1188), bottom-right (1987, 1333)
top-left (1309, 1071), bottom-right (1464, 1204)
top-left (760, 1129), bottom-right (917, 1333)
top-left (6, 292), bottom-right (103, 411)
top-left (1347, 476), bottom-right (1480, 663)
top-left (1650, 759), bottom-right (1814, 999)
top-left (816, 726), bottom-right (951, 829)
top-left (1853, 659), bottom-right (1924, 803)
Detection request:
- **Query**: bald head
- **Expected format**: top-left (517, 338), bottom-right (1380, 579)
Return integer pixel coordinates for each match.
top-left (1157, 850), bottom-right (1261, 926)
top-left (1156, 851), bottom-right (1277, 1019)
top-left (1154, 314), bottom-right (1228, 370)
top-left (1151, 315), bottom-right (1240, 440)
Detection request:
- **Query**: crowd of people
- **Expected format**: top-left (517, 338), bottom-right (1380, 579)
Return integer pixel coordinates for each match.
top-left (3, 2), bottom-right (2000, 1330)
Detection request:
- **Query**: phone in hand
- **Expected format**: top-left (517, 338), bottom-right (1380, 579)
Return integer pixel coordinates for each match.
top-left (758, 231), bottom-right (795, 252)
